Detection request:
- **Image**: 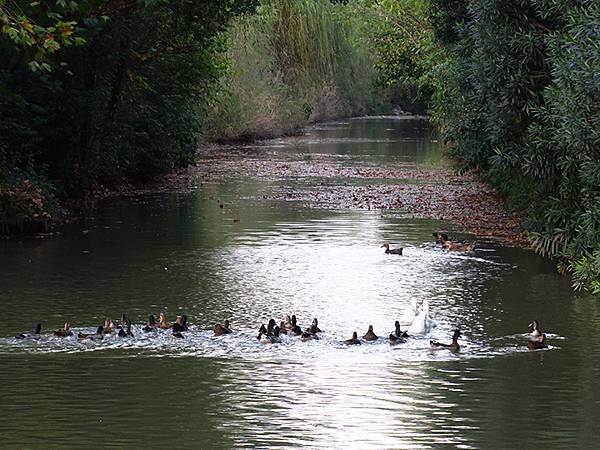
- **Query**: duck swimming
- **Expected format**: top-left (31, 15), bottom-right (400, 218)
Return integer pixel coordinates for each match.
top-left (345, 331), bottom-right (361, 345)
top-left (158, 313), bottom-right (173, 330)
top-left (118, 313), bottom-right (128, 329)
top-left (15, 323), bottom-right (42, 340)
top-left (143, 315), bottom-right (158, 333)
top-left (289, 315), bottom-right (302, 336)
top-left (528, 320), bottom-right (543, 339)
top-left (284, 315), bottom-right (293, 331)
top-left (117, 320), bottom-right (134, 337)
top-left (527, 333), bottom-right (548, 350)
top-left (260, 326), bottom-right (281, 344)
top-left (173, 315), bottom-right (189, 333)
top-left (308, 318), bottom-right (322, 334)
top-left (389, 321), bottom-right (408, 345)
top-left (278, 321), bottom-right (288, 334)
top-left (382, 243), bottom-right (403, 255)
top-left (400, 298), bottom-right (418, 326)
top-left (433, 232), bottom-right (450, 245)
top-left (407, 299), bottom-right (432, 335)
top-left (430, 329), bottom-right (461, 351)
top-left (54, 322), bottom-right (73, 337)
top-left (363, 325), bottom-right (378, 341)
top-left (442, 240), bottom-right (475, 252)
top-left (102, 319), bottom-right (116, 334)
top-left (257, 324), bottom-right (268, 340)
top-left (172, 326), bottom-right (185, 339)
top-left (78, 325), bottom-right (104, 341)
top-left (301, 328), bottom-right (320, 341)
top-left (267, 318), bottom-right (277, 336)
top-left (214, 320), bottom-right (232, 336)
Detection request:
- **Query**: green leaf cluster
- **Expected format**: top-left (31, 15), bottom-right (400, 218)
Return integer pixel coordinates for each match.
top-left (431, 0), bottom-right (600, 292)
top-left (1, 0), bottom-right (234, 232)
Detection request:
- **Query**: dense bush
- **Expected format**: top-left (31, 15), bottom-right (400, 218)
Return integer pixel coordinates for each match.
top-left (431, 0), bottom-right (600, 292)
top-left (1, 0), bottom-right (234, 231)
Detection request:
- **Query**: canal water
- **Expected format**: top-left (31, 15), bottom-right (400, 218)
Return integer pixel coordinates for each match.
top-left (1, 117), bottom-right (598, 448)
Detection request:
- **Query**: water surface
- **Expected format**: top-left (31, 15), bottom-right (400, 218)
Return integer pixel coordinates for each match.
top-left (1, 117), bottom-right (598, 449)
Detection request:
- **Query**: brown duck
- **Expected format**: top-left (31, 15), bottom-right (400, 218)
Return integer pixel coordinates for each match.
top-left (382, 243), bottom-right (403, 255)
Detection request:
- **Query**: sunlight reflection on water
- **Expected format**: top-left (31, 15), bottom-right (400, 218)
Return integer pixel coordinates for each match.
top-left (0, 117), bottom-right (591, 449)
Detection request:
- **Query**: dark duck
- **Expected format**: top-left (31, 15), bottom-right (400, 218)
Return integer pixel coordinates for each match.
top-left (430, 330), bottom-right (461, 351)
top-left (214, 320), bottom-right (232, 336)
top-left (118, 320), bottom-right (134, 337)
top-left (143, 315), bottom-right (158, 333)
top-left (54, 322), bottom-right (73, 337)
top-left (344, 331), bottom-right (361, 345)
top-left (389, 321), bottom-right (408, 345)
top-left (363, 325), bottom-right (378, 341)
top-left (381, 243), bottom-right (403, 255)
top-left (15, 323), bottom-right (42, 340)
top-left (78, 325), bottom-right (104, 341)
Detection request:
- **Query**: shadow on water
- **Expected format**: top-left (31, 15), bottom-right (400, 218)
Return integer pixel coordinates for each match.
top-left (1, 117), bottom-right (599, 448)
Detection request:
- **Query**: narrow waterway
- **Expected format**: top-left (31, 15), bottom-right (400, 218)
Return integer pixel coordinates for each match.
top-left (1, 117), bottom-right (598, 448)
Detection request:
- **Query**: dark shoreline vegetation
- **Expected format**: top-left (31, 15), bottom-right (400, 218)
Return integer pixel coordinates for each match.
top-left (1, 1), bottom-right (598, 292)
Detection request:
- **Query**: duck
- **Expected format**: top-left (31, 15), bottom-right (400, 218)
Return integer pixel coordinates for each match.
top-left (266, 318), bottom-right (277, 336)
top-left (407, 299), bottom-right (431, 335)
top-left (118, 313), bottom-right (128, 329)
top-left (528, 320), bottom-right (543, 339)
top-left (344, 331), bottom-right (361, 345)
top-left (54, 322), bottom-right (73, 337)
top-left (400, 298), bottom-right (418, 326)
top-left (433, 232), bottom-right (450, 245)
top-left (173, 315), bottom-right (189, 333)
top-left (308, 318), bottom-right (322, 333)
top-left (363, 325), bottom-right (378, 341)
top-left (143, 315), bottom-right (158, 332)
top-left (15, 323), bottom-right (42, 340)
top-left (289, 315), bottom-right (302, 336)
top-left (283, 315), bottom-right (293, 331)
top-left (430, 329), bottom-right (461, 351)
top-left (301, 329), bottom-right (320, 341)
top-left (78, 325), bottom-right (104, 341)
top-left (117, 320), bottom-right (134, 337)
top-left (278, 321), bottom-right (288, 335)
top-left (172, 325), bottom-right (185, 339)
top-left (214, 320), bottom-right (232, 336)
top-left (102, 319), bottom-right (116, 334)
top-left (158, 312), bottom-right (173, 330)
top-left (259, 326), bottom-right (281, 344)
top-left (389, 321), bottom-right (408, 345)
top-left (382, 243), bottom-right (403, 255)
top-left (442, 240), bottom-right (475, 252)
top-left (257, 324), bottom-right (268, 340)
top-left (527, 333), bottom-right (548, 350)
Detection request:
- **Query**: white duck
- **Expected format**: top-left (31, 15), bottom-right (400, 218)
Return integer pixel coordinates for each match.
top-left (400, 298), bottom-right (419, 326)
top-left (407, 299), bottom-right (432, 335)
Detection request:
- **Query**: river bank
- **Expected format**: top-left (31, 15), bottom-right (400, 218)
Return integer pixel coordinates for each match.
top-left (5, 116), bottom-right (526, 249)
top-left (136, 116), bottom-right (526, 247)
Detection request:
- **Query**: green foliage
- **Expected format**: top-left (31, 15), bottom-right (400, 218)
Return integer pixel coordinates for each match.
top-left (205, 0), bottom-right (385, 140)
top-left (432, 0), bottom-right (600, 292)
top-left (0, 0), bottom-right (85, 72)
top-left (1, 0), bottom-right (234, 232)
top-left (354, 0), bottom-right (439, 97)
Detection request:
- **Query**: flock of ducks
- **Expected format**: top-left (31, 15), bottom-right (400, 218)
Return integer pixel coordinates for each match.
top-left (10, 234), bottom-right (548, 352)
top-left (382, 232), bottom-right (476, 256)
top-left (12, 312), bottom-right (550, 353)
